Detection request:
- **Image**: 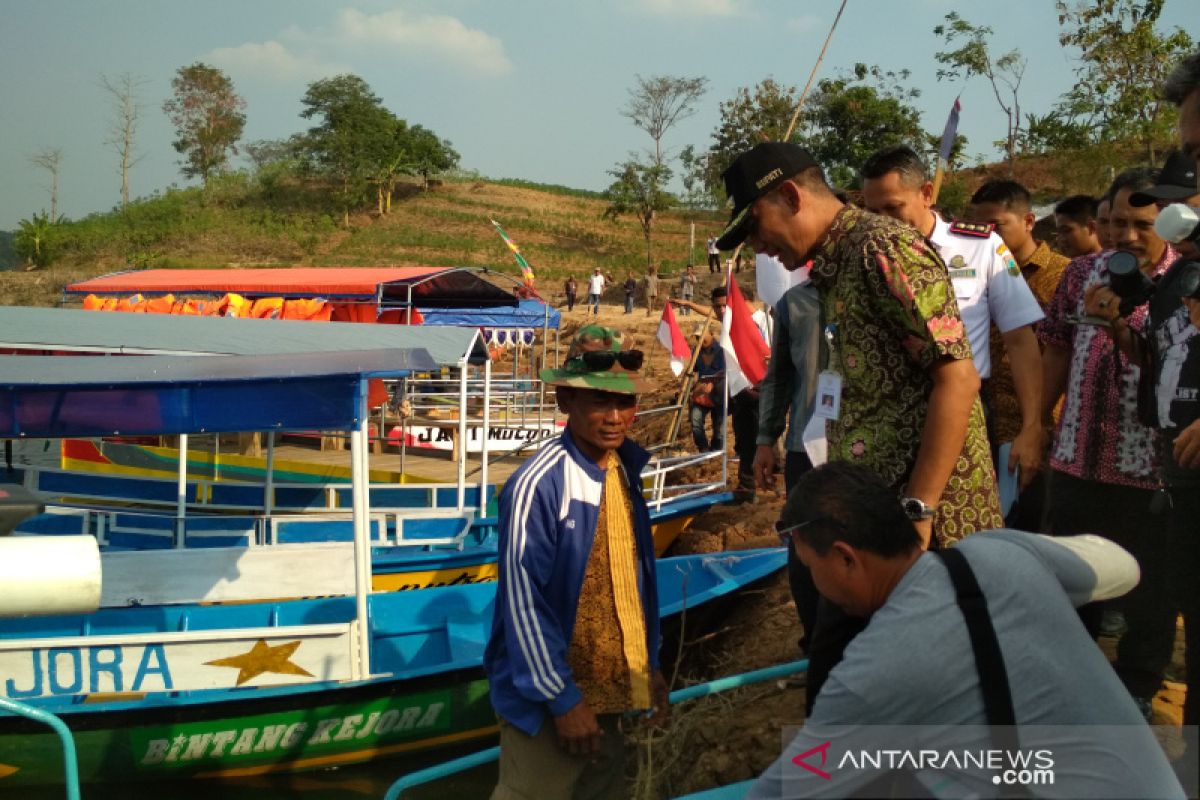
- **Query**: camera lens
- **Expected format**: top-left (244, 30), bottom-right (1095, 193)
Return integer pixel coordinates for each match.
top-left (1180, 262), bottom-right (1200, 301)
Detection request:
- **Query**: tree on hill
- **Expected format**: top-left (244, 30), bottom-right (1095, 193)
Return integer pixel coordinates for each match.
top-left (163, 63), bottom-right (247, 188)
top-left (604, 157), bottom-right (674, 268)
top-left (297, 75), bottom-right (459, 220)
top-left (298, 75), bottom-right (398, 223)
top-left (405, 124), bottom-right (459, 190)
top-left (622, 74), bottom-right (709, 169)
top-left (794, 64), bottom-right (925, 189)
top-left (702, 78), bottom-right (800, 196)
top-left (14, 212), bottom-right (56, 269)
top-left (1054, 0), bottom-right (1194, 164)
top-left (934, 12), bottom-right (1026, 175)
top-left (29, 147), bottom-right (63, 221)
top-left (100, 72), bottom-right (148, 209)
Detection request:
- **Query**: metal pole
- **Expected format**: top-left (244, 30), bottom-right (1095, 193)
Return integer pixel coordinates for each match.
top-left (175, 433), bottom-right (188, 548)
top-left (480, 360), bottom-right (491, 518)
top-left (457, 365), bottom-right (468, 510)
top-left (0, 697), bottom-right (82, 800)
top-left (349, 382), bottom-right (372, 681)
top-left (263, 431), bottom-right (276, 524)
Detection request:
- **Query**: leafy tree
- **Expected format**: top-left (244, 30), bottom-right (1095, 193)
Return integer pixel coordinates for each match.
top-left (404, 124), bottom-right (460, 190)
top-left (702, 78), bottom-right (801, 195)
top-left (163, 63), bottom-right (247, 187)
top-left (99, 72), bottom-right (148, 208)
top-left (297, 75), bottom-right (398, 223)
top-left (1054, 0), bottom-right (1193, 163)
top-left (794, 64), bottom-right (925, 188)
top-left (244, 138), bottom-right (297, 172)
top-left (29, 147), bottom-right (63, 221)
top-left (678, 144), bottom-right (718, 209)
top-left (622, 74), bottom-right (709, 168)
top-left (14, 211), bottom-right (56, 268)
top-left (603, 157), bottom-right (675, 268)
top-left (934, 13), bottom-right (1027, 174)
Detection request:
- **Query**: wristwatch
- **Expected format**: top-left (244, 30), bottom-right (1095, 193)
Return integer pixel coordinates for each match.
top-left (901, 497), bottom-right (935, 521)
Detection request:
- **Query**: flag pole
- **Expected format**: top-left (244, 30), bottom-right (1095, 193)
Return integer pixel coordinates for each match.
top-left (783, 0), bottom-right (849, 142)
top-left (665, 307), bottom-right (717, 451)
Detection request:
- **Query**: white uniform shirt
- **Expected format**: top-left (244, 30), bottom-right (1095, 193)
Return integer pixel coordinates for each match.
top-left (587, 273), bottom-right (605, 295)
top-left (928, 216), bottom-right (1043, 378)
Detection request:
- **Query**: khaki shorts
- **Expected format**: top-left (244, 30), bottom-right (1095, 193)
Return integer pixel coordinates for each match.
top-left (490, 714), bottom-right (626, 800)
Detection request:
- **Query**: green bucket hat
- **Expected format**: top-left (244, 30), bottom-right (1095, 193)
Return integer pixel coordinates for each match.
top-left (540, 324), bottom-right (655, 395)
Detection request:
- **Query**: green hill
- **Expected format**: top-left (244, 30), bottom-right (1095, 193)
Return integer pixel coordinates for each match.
top-left (0, 174), bottom-right (725, 308)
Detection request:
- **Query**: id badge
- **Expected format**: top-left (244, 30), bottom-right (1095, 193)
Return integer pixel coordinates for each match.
top-left (815, 370), bottom-right (842, 421)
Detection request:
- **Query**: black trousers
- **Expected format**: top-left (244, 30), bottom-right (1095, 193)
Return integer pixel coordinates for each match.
top-left (1048, 470), bottom-right (1174, 701)
top-left (1168, 485), bottom-right (1200, 725)
top-left (730, 391), bottom-right (759, 492)
top-left (782, 450), bottom-right (819, 657)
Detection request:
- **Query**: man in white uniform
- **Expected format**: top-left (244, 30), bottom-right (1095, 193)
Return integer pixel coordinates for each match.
top-left (861, 145), bottom-right (1045, 492)
top-left (586, 268), bottom-right (607, 316)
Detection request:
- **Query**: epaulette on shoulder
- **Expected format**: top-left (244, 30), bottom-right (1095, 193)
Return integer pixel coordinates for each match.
top-left (948, 220), bottom-right (995, 238)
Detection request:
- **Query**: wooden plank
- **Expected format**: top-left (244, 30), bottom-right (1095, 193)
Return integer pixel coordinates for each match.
top-left (100, 543), bottom-right (357, 607)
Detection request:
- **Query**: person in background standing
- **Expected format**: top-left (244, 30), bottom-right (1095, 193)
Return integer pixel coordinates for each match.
top-left (587, 268), bottom-right (607, 316)
top-left (1054, 195), bottom-right (1104, 259)
top-left (564, 276), bottom-right (578, 312)
top-left (1097, 196), bottom-right (1114, 250)
top-left (707, 236), bottom-right (720, 274)
top-left (622, 272), bottom-right (637, 314)
top-left (678, 265), bottom-right (697, 315)
top-left (644, 266), bottom-right (660, 317)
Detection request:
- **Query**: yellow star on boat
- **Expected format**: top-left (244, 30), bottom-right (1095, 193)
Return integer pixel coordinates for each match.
top-left (204, 639), bottom-right (313, 686)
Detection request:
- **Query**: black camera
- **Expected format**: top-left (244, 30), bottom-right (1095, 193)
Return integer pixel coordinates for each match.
top-left (1106, 250), bottom-right (1156, 315)
top-left (1179, 261), bottom-right (1200, 301)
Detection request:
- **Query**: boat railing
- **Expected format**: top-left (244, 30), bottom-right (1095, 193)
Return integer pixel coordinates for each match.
top-left (21, 503), bottom-right (475, 551)
top-left (20, 464), bottom-right (491, 517)
top-left (642, 449), bottom-right (726, 511)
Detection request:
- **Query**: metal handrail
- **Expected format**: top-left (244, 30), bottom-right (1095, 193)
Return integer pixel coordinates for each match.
top-left (0, 696), bottom-right (81, 800)
top-left (381, 659), bottom-right (809, 799)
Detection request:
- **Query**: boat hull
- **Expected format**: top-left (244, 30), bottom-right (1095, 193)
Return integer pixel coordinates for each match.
top-left (0, 668), bottom-right (495, 786)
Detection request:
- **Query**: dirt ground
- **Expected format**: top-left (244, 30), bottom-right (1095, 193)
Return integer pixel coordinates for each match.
top-left (549, 285), bottom-right (1194, 797)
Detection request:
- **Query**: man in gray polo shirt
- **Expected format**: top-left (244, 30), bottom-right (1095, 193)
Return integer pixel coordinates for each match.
top-left (749, 461), bottom-right (1185, 799)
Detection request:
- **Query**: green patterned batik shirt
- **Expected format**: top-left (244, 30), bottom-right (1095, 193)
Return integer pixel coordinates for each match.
top-left (808, 206), bottom-right (1002, 545)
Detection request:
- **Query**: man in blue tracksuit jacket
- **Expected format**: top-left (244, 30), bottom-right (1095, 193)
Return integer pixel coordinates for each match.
top-left (484, 324), bottom-right (668, 800)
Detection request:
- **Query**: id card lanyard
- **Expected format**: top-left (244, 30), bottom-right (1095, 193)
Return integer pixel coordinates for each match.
top-left (815, 322), bottom-right (843, 421)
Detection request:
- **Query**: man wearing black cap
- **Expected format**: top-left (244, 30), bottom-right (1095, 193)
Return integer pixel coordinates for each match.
top-left (1130, 149), bottom-right (1200, 261)
top-left (717, 142), bottom-right (1002, 709)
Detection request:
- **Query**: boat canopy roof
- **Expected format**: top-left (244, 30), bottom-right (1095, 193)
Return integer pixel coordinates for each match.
top-left (0, 306), bottom-right (489, 365)
top-left (419, 298), bottom-right (561, 330)
top-left (64, 267), bottom-right (520, 308)
top-left (0, 349), bottom-right (437, 438)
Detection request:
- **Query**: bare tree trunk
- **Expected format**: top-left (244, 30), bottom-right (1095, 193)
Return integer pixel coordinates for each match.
top-left (30, 148), bottom-right (63, 220)
top-left (100, 73), bottom-right (147, 210)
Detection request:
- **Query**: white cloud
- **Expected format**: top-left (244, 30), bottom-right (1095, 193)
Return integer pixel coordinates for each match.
top-left (206, 41), bottom-right (346, 83)
top-left (333, 8), bottom-right (513, 76)
top-left (635, 0), bottom-right (748, 17)
top-left (786, 14), bottom-right (821, 33)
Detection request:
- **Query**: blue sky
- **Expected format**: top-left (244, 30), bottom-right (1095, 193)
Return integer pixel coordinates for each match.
top-left (1, 0), bottom-right (1194, 230)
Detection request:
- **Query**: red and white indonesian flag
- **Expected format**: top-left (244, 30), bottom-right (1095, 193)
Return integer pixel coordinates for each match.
top-left (721, 270), bottom-right (770, 395)
top-left (656, 301), bottom-right (691, 377)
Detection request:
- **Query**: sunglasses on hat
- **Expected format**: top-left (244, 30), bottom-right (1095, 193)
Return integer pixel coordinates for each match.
top-left (566, 349), bottom-right (645, 373)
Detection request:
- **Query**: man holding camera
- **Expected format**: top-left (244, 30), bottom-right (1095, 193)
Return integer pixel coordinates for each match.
top-left (1040, 167), bottom-right (1179, 718)
top-left (1084, 50), bottom-right (1200, 733)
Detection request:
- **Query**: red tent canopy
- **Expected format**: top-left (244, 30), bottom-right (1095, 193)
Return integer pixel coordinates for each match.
top-left (66, 267), bottom-right (444, 300)
top-left (65, 267), bottom-right (520, 308)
